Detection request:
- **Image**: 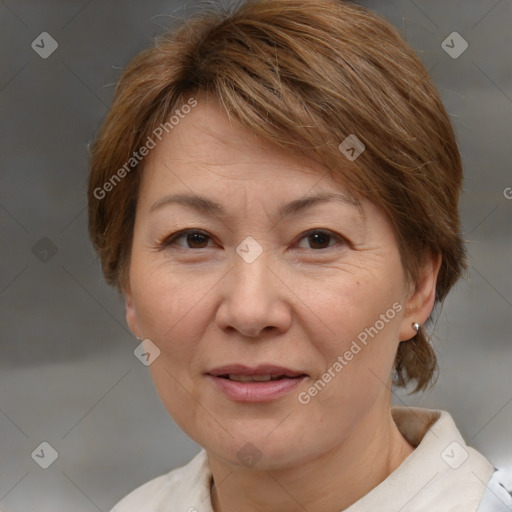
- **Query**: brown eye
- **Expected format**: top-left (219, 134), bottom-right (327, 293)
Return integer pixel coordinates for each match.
top-left (296, 230), bottom-right (345, 250)
top-left (161, 230), bottom-right (213, 249)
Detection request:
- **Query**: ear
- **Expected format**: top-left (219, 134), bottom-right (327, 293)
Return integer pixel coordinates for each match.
top-left (398, 251), bottom-right (442, 342)
top-left (124, 279), bottom-right (143, 339)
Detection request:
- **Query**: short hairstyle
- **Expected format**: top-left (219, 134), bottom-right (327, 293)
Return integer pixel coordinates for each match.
top-left (87, 0), bottom-right (467, 392)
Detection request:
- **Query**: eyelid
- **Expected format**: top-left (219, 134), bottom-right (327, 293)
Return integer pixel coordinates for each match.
top-left (157, 227), bottom-right (349, 251)
top-left (292, 228), bottom-right (349, 250)
top-left (158, 228), bottom-right (214, 249)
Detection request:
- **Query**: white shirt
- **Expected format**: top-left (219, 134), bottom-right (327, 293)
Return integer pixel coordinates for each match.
top-left (111, 407), bottom-right (512, 511)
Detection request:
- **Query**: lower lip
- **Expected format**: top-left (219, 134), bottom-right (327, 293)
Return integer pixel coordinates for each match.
top-left (208, 375), bottom-right (306, 402)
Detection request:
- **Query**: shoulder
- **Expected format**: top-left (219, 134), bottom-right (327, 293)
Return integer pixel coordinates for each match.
top-left (387, 407), bottom-right (510, 511)
top-left (110, 449), bottom-right (211, 512)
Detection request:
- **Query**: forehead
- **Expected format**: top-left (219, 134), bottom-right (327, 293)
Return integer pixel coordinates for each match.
top-left (140, 98), bottom-right (360, 207)
top-left (147, 98), bottom-right (318, 176)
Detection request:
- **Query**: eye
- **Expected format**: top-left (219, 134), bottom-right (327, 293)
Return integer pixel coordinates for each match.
top-left (158, 228), bottom-right (346, 251)
top-left (295, 229), bottom-right (346, 250)
top-left (159, 229), bottom-right (214, 249)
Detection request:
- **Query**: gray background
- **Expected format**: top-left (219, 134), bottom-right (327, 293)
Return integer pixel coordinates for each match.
top-left (0, 0), bottom-right (511, 510)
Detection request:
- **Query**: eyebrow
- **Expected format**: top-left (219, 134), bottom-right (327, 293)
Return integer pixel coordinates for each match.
top-left (148, 191), bottom-right (360, 219)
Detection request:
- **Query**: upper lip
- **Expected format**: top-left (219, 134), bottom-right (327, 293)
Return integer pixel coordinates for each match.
top-left (207, 364), bottom-right (306, 378)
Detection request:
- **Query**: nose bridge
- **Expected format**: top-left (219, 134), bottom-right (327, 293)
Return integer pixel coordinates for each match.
top-left (217, 236), bottom-right (288, 337)
top-left (232, 235), bottom-right (274, 301)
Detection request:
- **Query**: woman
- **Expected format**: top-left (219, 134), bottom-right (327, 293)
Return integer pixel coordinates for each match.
top-left (87, 0), bottom-right (511, 510)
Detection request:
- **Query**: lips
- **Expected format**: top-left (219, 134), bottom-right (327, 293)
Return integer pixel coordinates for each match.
top-left (222, 375), bottom-right (286, 382)
top-left (206, 364), bottom-right (307, 402)
top-left (207, 364), bottom-right (306, 379)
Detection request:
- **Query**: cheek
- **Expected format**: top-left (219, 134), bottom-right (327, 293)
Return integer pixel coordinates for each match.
top-left (131, 256), bottom-right (211, 340)
top-left (297, 295), bottom-right (401, 447)
top-left (130, 262), bottom-right (211, 438)
top-left (129, 259), bottom-right (216, 416)
top-left (304, 262), bottom-right (404, 352)
top-left (300, 261), bottom-right (404, 404)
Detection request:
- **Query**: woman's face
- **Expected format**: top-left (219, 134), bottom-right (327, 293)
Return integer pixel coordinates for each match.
top-left (125, 98), bottom-right (430, 469)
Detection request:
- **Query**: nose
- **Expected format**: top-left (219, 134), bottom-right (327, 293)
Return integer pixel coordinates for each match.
top-left (215, 246), bottom-right (292, 339)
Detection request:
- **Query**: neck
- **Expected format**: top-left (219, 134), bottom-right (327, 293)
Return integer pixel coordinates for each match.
top-left (209, 404), bottom-right (415, 512)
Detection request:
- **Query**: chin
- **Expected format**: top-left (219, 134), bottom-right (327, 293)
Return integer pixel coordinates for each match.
top-left (204, 431), bottom-right (315, 471)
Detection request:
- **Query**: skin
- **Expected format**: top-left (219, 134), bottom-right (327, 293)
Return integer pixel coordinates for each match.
top-left (124, 96), bottom-right (441, 512)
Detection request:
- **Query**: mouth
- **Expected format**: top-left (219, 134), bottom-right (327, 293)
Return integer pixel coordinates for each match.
top-left (216, 374), bottom-right (302, 382)
top-left (206, 364), bottom-right (307, 402)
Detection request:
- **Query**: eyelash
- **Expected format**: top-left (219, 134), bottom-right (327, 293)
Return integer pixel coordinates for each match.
top-left (157, 228), bottom-right (348, 252)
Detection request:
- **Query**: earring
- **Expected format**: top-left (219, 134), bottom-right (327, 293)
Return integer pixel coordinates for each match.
top-left (412, 322), bottom-right (420, 333)
top-left (136, 336), bottom-right (143, 341)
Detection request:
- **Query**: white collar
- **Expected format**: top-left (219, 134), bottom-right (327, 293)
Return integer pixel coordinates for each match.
top-left (116, 407), bottom-right (495, 512)
top-left (344, 406), bottom-right (494, 511)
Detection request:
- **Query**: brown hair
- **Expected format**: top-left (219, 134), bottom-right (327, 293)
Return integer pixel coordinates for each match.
top-left (87, 0), bottom-right (467, 392)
